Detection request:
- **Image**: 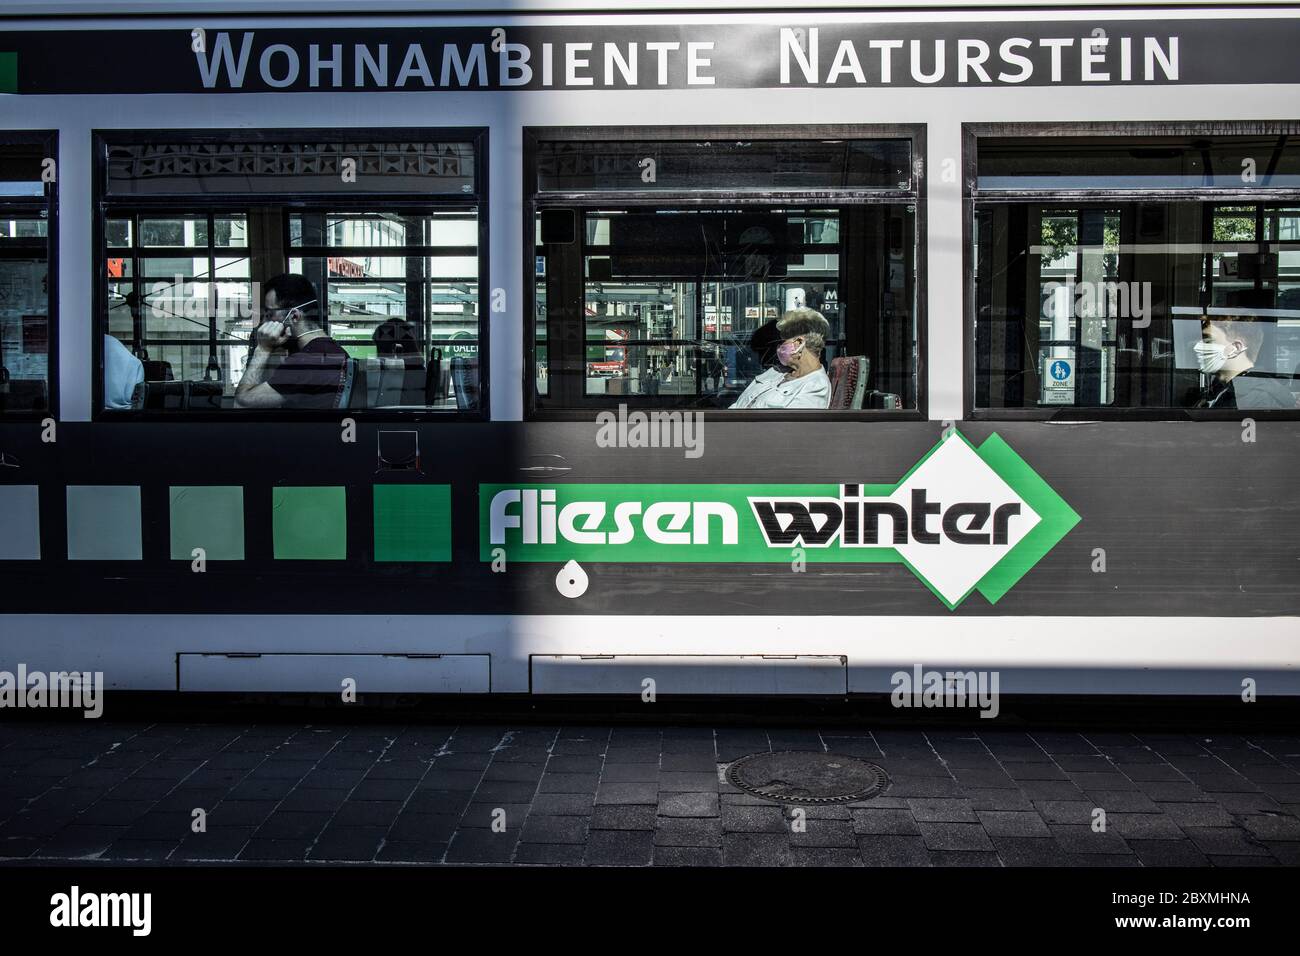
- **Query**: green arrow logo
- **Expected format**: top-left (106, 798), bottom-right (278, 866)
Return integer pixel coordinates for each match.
top-left (480, 429), bottom-right (1080, 608)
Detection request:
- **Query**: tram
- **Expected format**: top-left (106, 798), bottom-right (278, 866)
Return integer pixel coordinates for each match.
top-left (0, 0), bottom-right (1296, 699)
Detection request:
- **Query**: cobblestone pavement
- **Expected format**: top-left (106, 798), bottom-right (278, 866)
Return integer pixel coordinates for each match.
top-left (1, 721), bottom-right (1298, 866)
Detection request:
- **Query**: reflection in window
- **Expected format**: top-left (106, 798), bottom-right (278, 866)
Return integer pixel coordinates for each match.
top-left (99, 134), bottom-right (483, 413)
top-left (974, 135), bottom-right (1300, 410)
top-left (0, 139), bottom-right (53, 415)
top-left (532, 133), bottom-right (919, 412)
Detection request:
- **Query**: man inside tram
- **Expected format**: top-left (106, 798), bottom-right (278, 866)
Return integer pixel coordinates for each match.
top-left (235, 273), bottom-right (350, 410)
top-left (729, 308), bottom-right (832, 409)
top-left (1195, 297), bottom-right (1298, 410)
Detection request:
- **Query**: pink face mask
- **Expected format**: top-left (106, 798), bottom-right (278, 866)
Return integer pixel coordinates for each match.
top-left (776, 339), bottom-right (802, 366)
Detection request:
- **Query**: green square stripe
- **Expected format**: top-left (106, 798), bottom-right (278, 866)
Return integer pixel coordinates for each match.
top-left (374, 485), bottom-right (451, 562)
top-left (0, 54), bottom-right (16, 94)
top-left (272, 486), bottom-right (347, 560)
top-left (170, 486), bottom-right (244, 561)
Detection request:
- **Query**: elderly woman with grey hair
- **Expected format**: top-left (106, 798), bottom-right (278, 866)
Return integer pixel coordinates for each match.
top-left (729, 308), bottom-right (832, 409)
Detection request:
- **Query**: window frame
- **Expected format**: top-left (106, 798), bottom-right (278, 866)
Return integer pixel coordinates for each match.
top-left (963, 120), bottom-right (1300, 422)
top-left (91, 127), bottom-right (489, 422)
top-left (0, 130), bottom-right (58, 422)
top-left (523, 123), bottom-right (928, 422)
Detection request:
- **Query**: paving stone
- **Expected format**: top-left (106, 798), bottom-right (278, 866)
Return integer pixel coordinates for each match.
top-left (1211, 792), bottom-right (1284, 814)
top-left (1104, 813), bottom-right (1186, 840)
top-left (254, 811), bottom-right (331, 841)
top-left (721, 804), bottom-right (788, 833)
top-left (660, 755), bottom-right (718, 772)
top-left (513, 842), bottom-right (584, 865)
top-left (482, 763), bottom-right (545, 783)
top-left (459, 803), bottom-right (530, 828)
top-left (388, 813), bottom-right (458, 843)
top-left (594, 782), bottom-right (659, 806)
top-left (472, 780), bottom-right (540, 803)
top-left (375, 841), bottom-right (448, 863)
top-left (236, 838), bottom-right (312, 862)
top-left (790, 819), bottom-right (857, 848)
top-left (1033, 800), bottom-right (1094, 824)
top-left (98, 837), bottom-right (183, 860)
top-left (1128, 839), bottom-right (1210, 867)
top-left (273, 788), bottom-right (349, 813)
top-left (976, 811), bottom-right (1051, 837)
top-left (657, 792), bottom-right (719, 818)
top-left (544, 755), bottom-right (603, 774)
top-left (851, 807), bottom-right (919, 835)
top-left (1048, 824), bottom-right (1132, 855)
top-left (348, 778), bottom-right (417, 802)
top-left (907, 799), bottom-right (978, 823)
top-left (520, 815), bottom-right (589, 845)
top-left (856, 834), bottom-right (930, 866)
top-left (34, 825), bottom-right (129, 858)
top-left (883, 775), bottom-right (965, 798)
top-left (330, 801), bottom-right (403, 828)
top-left (584, 829), bottom-right (653, 866)
top-left (1133, 780), bottom-right (1210, 802)
top-left (654, 845), bottom-right (722, 866)
top-left (1018, 780), bottom-right (1088, 801)
top-left (418, 770), bottom-right (484, 791)
top-left (600, 764), bottom-right (659, 783)
top-left (74, 800), bottom-right (151, 827)
top-left (1239, 813), bottom-right (1300, 840)
top-left (1158, 802), bottom-right (1234, 828)
top-left (536, 773), bottom-right (600, 794)
top-left (723, 832), bottom-right (797, 866)
top-left (590, 805), bottom-right (657, 831)
top-left (1083, 789), bottom-right (1161, 813)
top-left (658, 772), bottom-right (720, 792)
top-left (654, 817), bottom-right (722, 847)
top-left (529, 792), bottom-right (594, 816)
top-left (444, 827), bottom-right (520, 864)
top-left (929, 850), bottom-right (1001, 867)
top-left (918, 821), bottom-right (993, 852)
top-left (308, 825), bottom-right (386, 862)
top-left (1181, 825), bottom-right (1270, 858)
top-left (961, 789), bottom-right (1035, 812)
top-left (172, 826), bottom-right (255, 861)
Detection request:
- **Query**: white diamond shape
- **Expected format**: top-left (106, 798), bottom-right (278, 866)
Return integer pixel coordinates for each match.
top-left (892, 437), bottom-right (1041, 605)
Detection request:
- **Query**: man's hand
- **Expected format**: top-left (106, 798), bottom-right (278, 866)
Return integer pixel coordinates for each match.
top-left (256, 320), bottom-right (291, 351)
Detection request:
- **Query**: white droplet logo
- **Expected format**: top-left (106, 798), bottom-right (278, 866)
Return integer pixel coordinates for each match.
top-left (556, 559), bottom-right (588, 598)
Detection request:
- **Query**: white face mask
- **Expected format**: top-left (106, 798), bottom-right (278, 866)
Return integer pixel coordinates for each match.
top-left (1193, 340), bottom-right (1243, 375)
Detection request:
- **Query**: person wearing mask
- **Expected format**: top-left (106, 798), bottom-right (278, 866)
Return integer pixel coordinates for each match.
top-left (1195, 312), bottom-right (1296, 410)
top-left (729, 308), bottom-right (831, 409)
top-left (235, 273), bottom-right (349, 409)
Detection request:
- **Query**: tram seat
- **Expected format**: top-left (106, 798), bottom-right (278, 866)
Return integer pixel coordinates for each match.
top-left (828, 355), bottom-right (870, 409)
top-left (143, 360), bottom-right (174, 381)
top-left (0, 379), bottom-right (48, 412)
top-left (337, 357), bottom-right (360, 409)
top-left (451, 355), bottom-right (480, 411)
top-left (359, 356), bottom-right (409, 407)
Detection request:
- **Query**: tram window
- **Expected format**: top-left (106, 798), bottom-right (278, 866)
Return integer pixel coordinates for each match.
top-left (0, 137), bottom-right (55, 417)
top-left (96, 132), bottom-right (485, 415)
top-left (973, 133), bottom-right (1300, 412)
top-left (530, 132), bottom-right (919, 412)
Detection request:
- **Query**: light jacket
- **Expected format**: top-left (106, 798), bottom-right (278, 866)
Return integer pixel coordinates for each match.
top-left (730, 365), bottom-right (831, 409)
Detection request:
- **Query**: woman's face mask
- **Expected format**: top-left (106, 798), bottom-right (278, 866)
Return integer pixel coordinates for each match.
top-left (776, 338), bottom-right (803, 367)
top-left (1193, 339), bottom-right (1243, 374)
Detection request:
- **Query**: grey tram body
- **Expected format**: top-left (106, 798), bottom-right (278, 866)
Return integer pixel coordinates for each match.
top-left (0, 1), bottom-right (1296, 697)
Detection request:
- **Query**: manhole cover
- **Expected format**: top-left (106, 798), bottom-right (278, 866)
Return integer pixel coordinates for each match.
top-left (726, 751), bottom-right (889, 805)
